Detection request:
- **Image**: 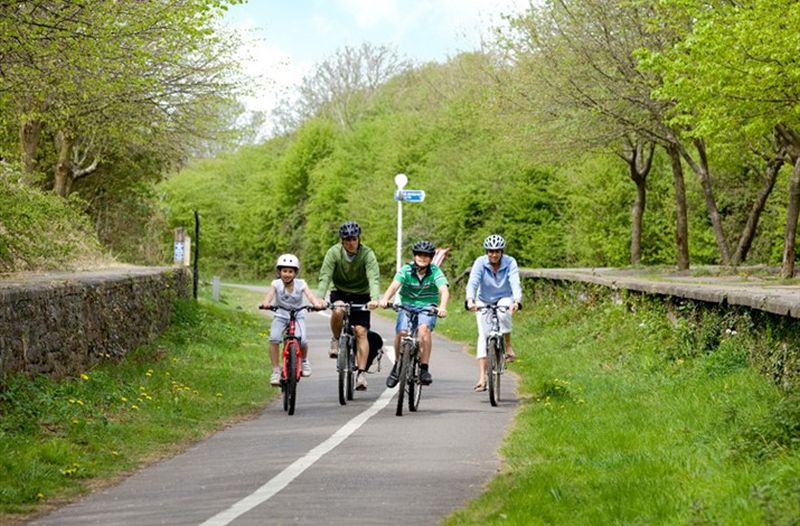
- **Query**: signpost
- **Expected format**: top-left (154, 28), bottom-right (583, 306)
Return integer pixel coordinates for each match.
top-left (394, 174), bottom-right (426, 271)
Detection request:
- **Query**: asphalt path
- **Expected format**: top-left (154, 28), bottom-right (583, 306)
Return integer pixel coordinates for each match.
top-left (31, 285), bottom-right (519, 525)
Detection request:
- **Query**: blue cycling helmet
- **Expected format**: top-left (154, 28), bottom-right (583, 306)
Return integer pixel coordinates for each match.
top-left (339, 221), bottom-right (361, 239)
top-left (412, 240), bottom-right (436, 256)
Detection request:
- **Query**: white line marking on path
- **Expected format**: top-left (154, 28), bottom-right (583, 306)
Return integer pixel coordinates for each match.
top-left (199, 388), bottom-right (397, 526)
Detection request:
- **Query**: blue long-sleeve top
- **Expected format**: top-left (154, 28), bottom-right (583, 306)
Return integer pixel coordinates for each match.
top-left (465, 254), bottom-right (523, 304)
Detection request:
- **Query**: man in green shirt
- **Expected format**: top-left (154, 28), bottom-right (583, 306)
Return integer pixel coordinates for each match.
top-left (371, 240), bottom-right (449, 386)
top-left (317, 221), bottom-right (381, 391)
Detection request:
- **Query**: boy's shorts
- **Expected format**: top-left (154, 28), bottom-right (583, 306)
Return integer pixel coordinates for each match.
top-left (395, 308), bottom-right (437, 334)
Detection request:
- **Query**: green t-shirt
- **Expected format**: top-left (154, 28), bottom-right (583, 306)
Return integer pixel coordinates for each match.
top-left (394, 262), bottom-right (448, 307)
top-left (317, 243), bottom-right (381, 299)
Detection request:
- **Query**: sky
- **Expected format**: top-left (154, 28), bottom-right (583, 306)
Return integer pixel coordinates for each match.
top-left (222, 0), bottom-right (532, 135)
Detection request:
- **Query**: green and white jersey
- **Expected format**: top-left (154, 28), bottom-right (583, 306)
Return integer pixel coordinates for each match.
top-left (394, 262), bottom-right (448, 307)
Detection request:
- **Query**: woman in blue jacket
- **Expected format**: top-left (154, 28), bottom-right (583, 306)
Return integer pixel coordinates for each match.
top-left (465, 234), bottom-right (522, 391)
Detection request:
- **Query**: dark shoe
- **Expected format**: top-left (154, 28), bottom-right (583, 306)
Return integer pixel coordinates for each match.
top-left (386, 364), bottom-right (399, 388)
top-left (419, 370), bottom-right (432, 385)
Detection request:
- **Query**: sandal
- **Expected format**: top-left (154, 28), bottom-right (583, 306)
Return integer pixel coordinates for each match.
top-left (504, 349), bottom-right (517, 363)
top-left (473, 382), bottom-right (487, 392)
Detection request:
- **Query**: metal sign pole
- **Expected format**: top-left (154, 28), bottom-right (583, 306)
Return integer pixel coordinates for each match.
top-left (394, 173), bottom-right (408, 272)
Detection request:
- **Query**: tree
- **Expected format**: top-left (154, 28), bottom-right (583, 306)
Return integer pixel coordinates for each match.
top-left (496, 0), bottom-right (690, 268)
top-left (648, 0), bottom-right (800, 276)
top-left (273, 43), bottom-right (411, 132)
top-left (0, 0), bottom-right (247, 197)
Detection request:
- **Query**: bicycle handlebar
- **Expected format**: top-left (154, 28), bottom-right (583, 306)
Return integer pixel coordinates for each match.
top-left (258, 304), bottom-right (324, 313)
top-left (327, 302), bottom-right (369, 311)
top-left (464, 301), bottom-right (511, 313)
top-left (385, 303), bottom-right (440, 316)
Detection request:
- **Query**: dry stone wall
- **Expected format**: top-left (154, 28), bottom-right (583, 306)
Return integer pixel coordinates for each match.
top-left (0, 267), bottom-right (189, 378)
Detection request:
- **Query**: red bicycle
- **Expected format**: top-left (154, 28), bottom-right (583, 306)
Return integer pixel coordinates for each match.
top-left (259, 304), bottom-right (319, 415)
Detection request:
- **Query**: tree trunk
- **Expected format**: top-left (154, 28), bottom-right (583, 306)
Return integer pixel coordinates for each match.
top-left (630, 180), bottom-right (646, 265)
top-left (781, 156), bottom-right (800, 278)
top-left (54, 130), bottom-right (74, 198)
top-left (19, 119), bottom-right (43, 178)
top-left (667, 145), bottom-right (690, 270)
top-left (623, 140), bottom-right (654, 265)
top-left (679, 139), bottom-right (731, 265)
top-left (731, 149), bottom-right (784, 265)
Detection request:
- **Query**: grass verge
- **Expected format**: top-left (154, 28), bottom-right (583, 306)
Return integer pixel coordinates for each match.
top-left (439, 284), bottom-right (800, 525)
top-left (0, 284), bottom-right (273, 521)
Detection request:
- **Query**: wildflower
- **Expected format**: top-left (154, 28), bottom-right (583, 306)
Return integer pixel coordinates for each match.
top-left (80, 373), bottom-right (89, 381)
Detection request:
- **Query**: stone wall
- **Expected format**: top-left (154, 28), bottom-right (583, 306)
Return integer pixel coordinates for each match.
top-left (0, 267), bottom-right (189, 378)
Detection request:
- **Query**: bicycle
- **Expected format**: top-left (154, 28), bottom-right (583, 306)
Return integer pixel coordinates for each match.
top-left (386, 304), bottom-right (439, 416)
top-left (473, 303), bottom-right (510, 407)
top-left (259, 304), bottom-right (319, 415)
top-left (329, 302), bottom-right (368, 405)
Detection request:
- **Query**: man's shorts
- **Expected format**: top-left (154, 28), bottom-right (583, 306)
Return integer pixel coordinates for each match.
top-left (329, 290), bottom-right (371, 329)
top-left (395, 307), bottom-right (438, 334)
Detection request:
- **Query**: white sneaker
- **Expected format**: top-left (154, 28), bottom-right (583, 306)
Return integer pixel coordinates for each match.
top-left (355, 371), bottom-right (367, 391)
top-left (270, 369), bottom-right (280, 386)
top-left (329, 338), bottom-right (339, 359)
top-left (301, 359), bottom-right (312, 377)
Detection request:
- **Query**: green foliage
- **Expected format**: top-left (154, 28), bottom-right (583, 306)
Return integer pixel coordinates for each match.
top-left (0, 168), bottom-right (107, 272)
top-left (438, 282), bottom-right (800, 525)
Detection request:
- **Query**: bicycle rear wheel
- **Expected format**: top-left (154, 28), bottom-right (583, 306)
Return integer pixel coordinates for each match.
top-left (487, 337), bottom-right (499, 407)
top-left (286, 342), bottom-right (298, 415)
top-left (408, 350), bottom-right (422, 412)
top-left (395, 341), bottom-right (413, 416)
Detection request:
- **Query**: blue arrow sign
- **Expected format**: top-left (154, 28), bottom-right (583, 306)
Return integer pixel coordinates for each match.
top-left (397, 189), bottom-right (425, 203)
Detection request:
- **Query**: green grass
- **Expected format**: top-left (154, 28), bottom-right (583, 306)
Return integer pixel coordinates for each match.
top-left (3, 281), bottom-right (799, 524)
top-left (0, 284), bottom-right (274, 518)
top-left (440, 288), bottom-right (800, 525)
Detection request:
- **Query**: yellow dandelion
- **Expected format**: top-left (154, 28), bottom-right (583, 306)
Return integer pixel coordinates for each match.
top-left (80, 373), bottom-right (89, 381)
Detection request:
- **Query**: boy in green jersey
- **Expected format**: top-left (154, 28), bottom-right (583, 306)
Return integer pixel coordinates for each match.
top-left (371, 240), bottom-right (449, 386)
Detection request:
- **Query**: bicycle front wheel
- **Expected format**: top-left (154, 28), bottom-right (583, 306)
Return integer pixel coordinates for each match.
top-left (487, 337), bottom-right (500, 407)
top-left (408, 350), bottom-right (422, 412)
top-left (337, 334), bottom-right (349, 405)
top-left (346, 345), bottom-right (355, 401)
top-left (395, 341), bottom-right (413, 416)
top-left (286, 342), bottom-right (298, 415)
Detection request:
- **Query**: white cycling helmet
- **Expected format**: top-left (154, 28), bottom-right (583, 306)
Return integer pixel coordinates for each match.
top-left (276, 253), bottom-right (300, 270)
top-left (483, 234), bottom-right (506, 251)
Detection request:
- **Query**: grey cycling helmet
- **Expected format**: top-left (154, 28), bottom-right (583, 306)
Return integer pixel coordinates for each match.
top-left (483, 234), bottom-right (506, 251)
top-left (339, 221), bottom-right (361, 239)
top-left (412, 240), bottom-right (436, 256)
